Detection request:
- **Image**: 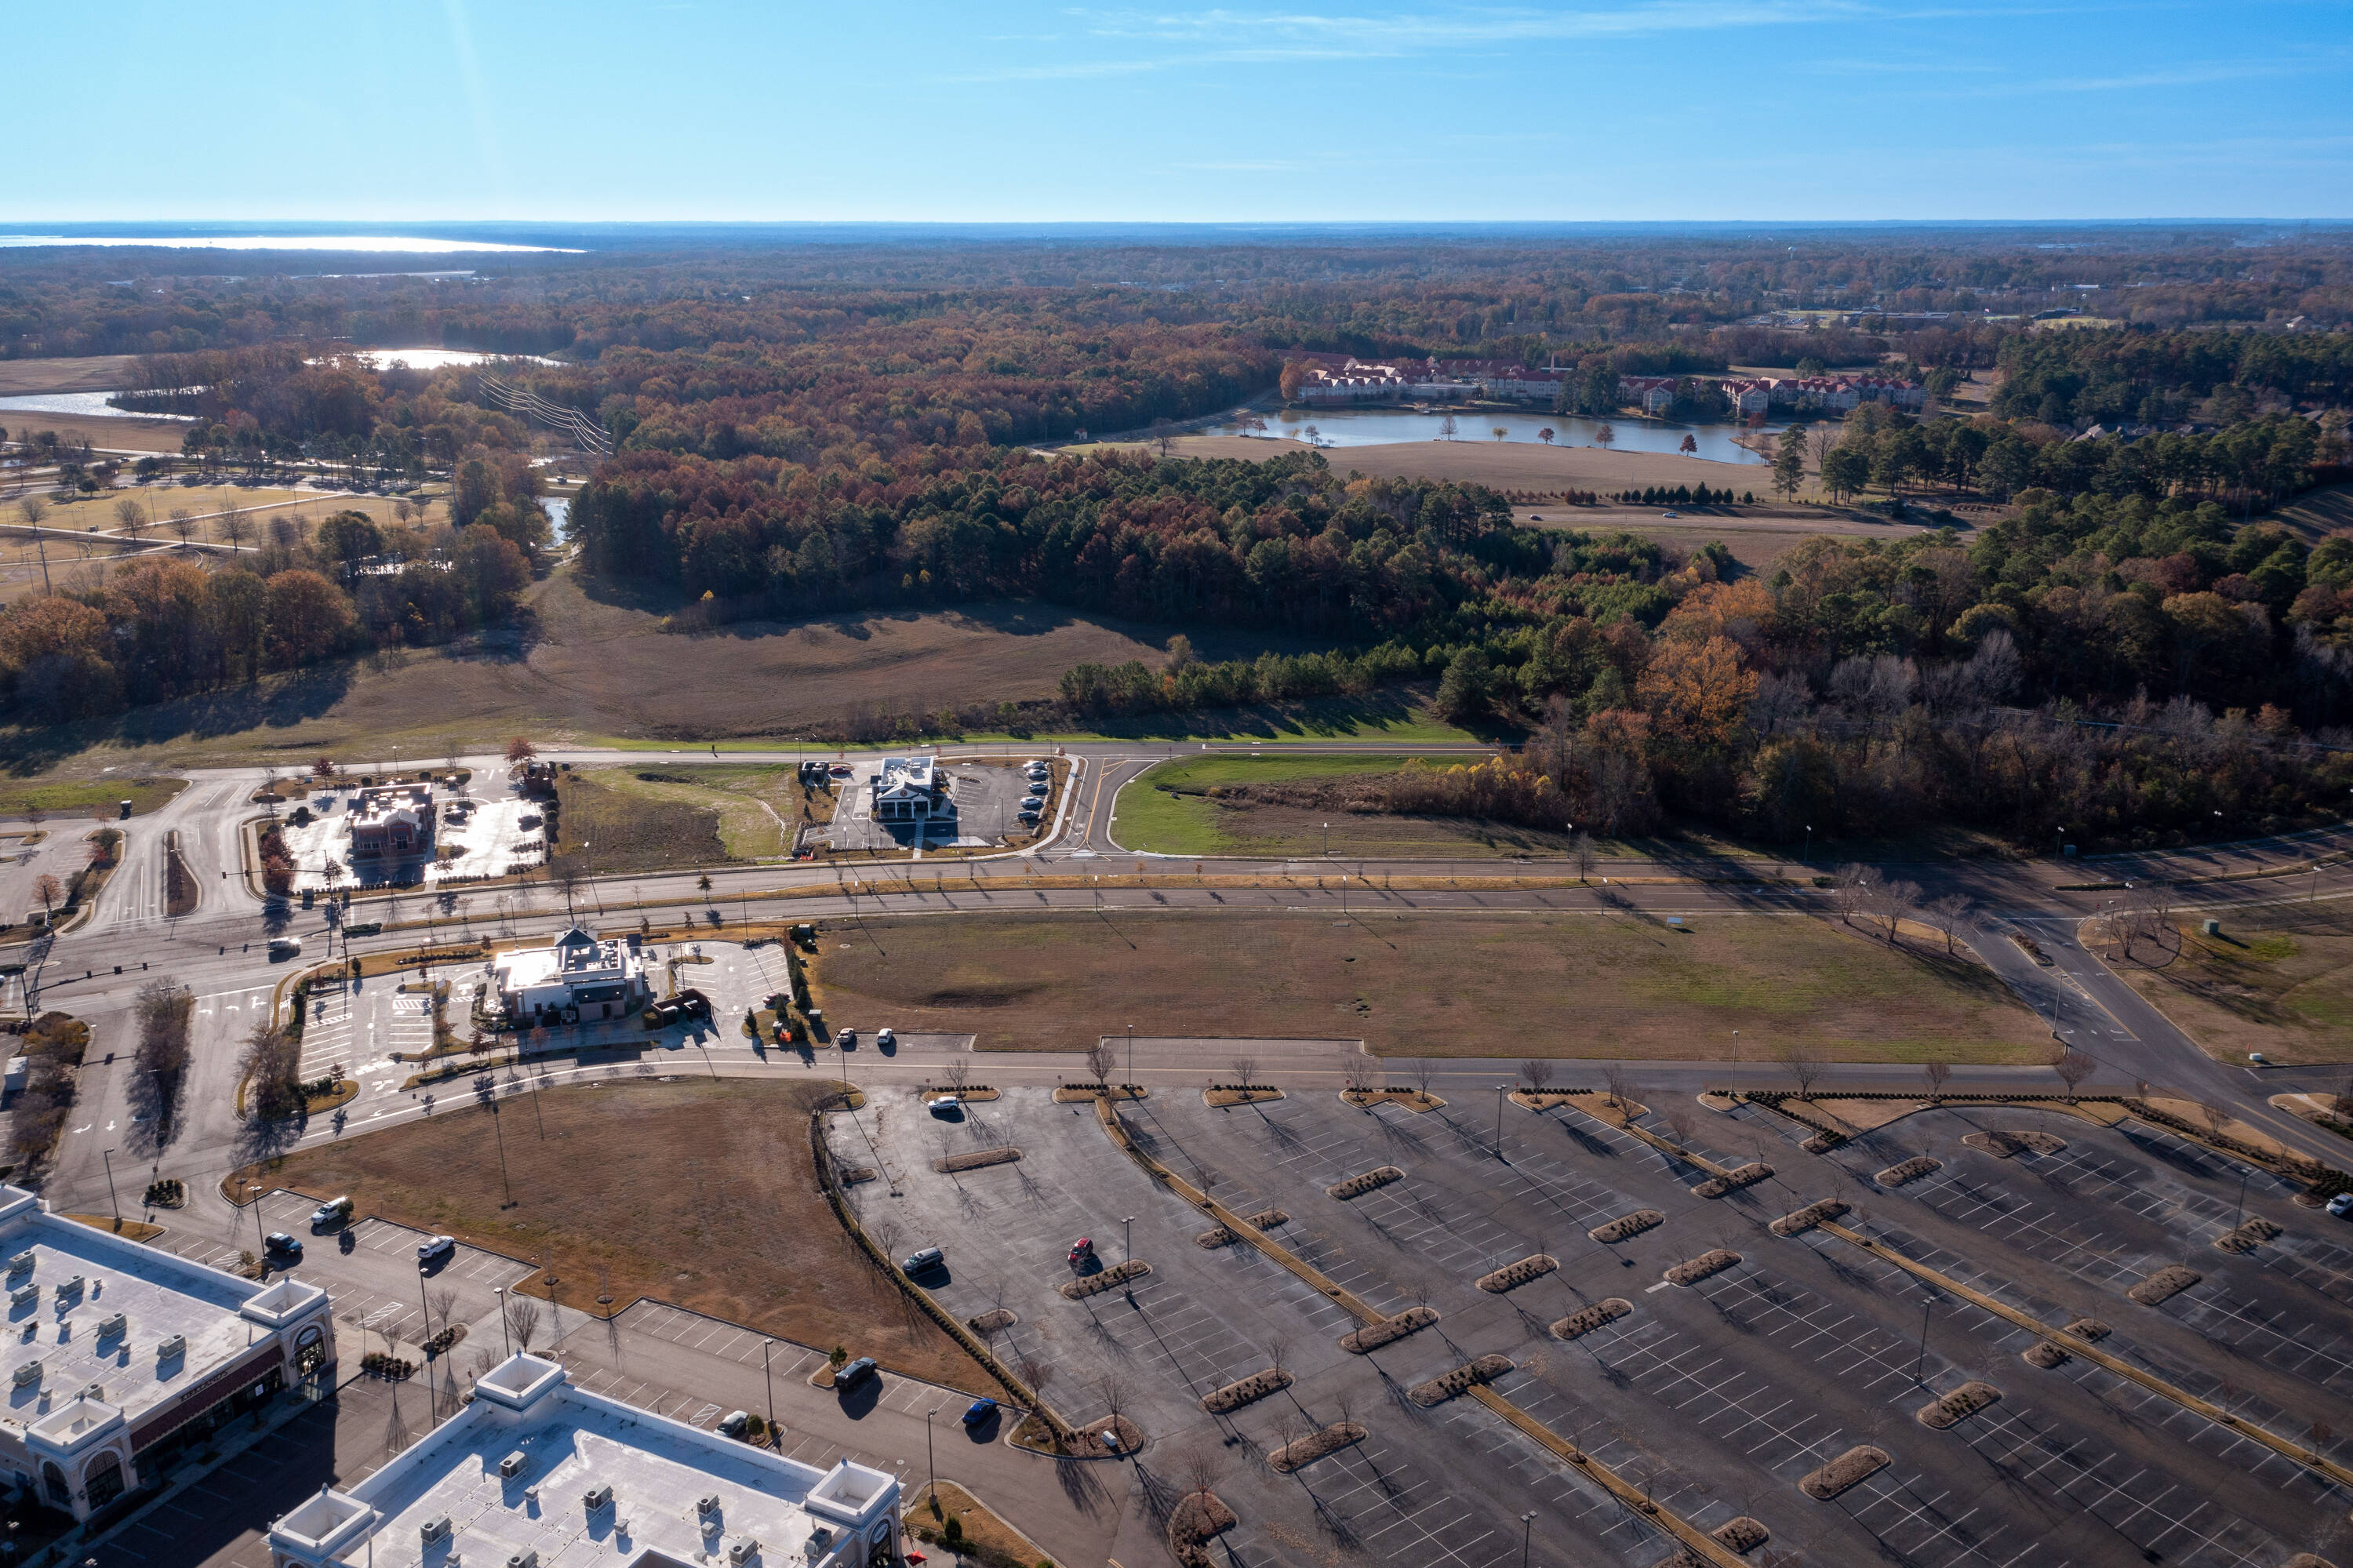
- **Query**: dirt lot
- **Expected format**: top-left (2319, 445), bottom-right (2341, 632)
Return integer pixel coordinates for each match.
top-left (256, 1076), bottom-right (987, 1391)
top-left (5, 569), bottom-right (1308, 770)
top-left (811, 910), bottom-right (2054, 1062)
top-left (2102, 911), bottom-right (2353, 1064)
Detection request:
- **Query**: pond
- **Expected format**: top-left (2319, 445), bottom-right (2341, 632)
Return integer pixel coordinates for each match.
top-left (1206, 406), bottom-right (1773, 464)
top-left (0, 391), bottom-right (191, 421)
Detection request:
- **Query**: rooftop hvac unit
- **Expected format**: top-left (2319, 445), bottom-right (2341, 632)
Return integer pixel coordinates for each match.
top-left (59, 1275), bottom-right (82, 1297)
top-left (696, 1494), bottom-right (722, 1517)
top-left (506, 1554), bottom-right (538, 1568)
top-left (582, 1483), bottom-right (613, 1513)
top-left (96, 1313), bottom-right (125, 1341)
top-left (157, 1334), bottom-right (185, 1359)
top-left (497, 1450), bottom-right (528, 1480)
top-left (9, 1284), bottom-right (35, 1308)
top-left (5, 1252), bottom-right (32, 1279)
top-left (11, 1361), bottom-right (40, 1388)
top-left (81, 1382), bottom-right (104, 1402)
top-left (419, 1515), bottom-right (452, 1546)
top-left (726, 1538), bottom-right (759, 1566)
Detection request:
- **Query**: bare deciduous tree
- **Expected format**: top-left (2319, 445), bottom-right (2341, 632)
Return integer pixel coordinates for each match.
top-left (1924, 1060), bottom-right (1951, 1104)
top-left (2053, 1049), bottom-right (2094, 1103)
top-left (1661, 1103), bottom-right (1697, 1148)
top-left (1342, 1051), bottom-right (1379, 1094)
top-left (942, 1059), bottom-right (970, 1095)
top-left (1776, 1041), bottom-right (1825, 1100)
top-left (1573, 831), bottom-right (1597, 882)
top-left (1519, 1059), bottom-right (1556, 1094)
top-left (504, 1296), bottom-right (543, 1353)
top-left (1925, 893), bottom-right (1974, 956)
top-left (1831, 863), bottom-right (1881, 926)
top-left (1085, 1040), bottom-right (1116, 1086)
top-left (1603, 1064), bottom-right (1632, 1110)
top-left (1264, 1332), bottom-right (1291, 1375)
top-left (1230, 1057), bottom-right (1259, 1088)
top-left (1181, 1442), bottom-right (1227, 1504)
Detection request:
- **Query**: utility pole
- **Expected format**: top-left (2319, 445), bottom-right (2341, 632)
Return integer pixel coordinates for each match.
top-left (489, 1100), bottom-right (515, 1207)
top-left (1495, 1084), bottom-right (1507, 1160)
top-left (100, 1149), bottom-right (120, 1226)
top-left (762, 1339), bottom-right (778, 1448)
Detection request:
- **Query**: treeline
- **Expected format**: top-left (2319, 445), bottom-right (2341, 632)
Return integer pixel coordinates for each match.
top-left (1991, 328), bottom-right (2353, 426)
top-left (0, 505), bottom-right (536, 725)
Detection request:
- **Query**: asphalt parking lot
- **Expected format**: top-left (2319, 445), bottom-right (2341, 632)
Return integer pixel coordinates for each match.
top-left (815, 756), bottom-right (1056, 852)
top-left (846, 1085), bottom-right (2353, 1568)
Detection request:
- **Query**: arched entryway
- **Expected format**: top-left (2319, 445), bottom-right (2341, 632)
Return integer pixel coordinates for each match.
top-left (82, 1450), bottom-right (124, 1511)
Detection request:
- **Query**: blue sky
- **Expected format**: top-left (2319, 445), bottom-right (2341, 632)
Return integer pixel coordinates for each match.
top-left (12, 2), bottom-right (2351, 221)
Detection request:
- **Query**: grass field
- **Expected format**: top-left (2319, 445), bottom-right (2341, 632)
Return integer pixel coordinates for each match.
top-left (2104, 910), bottom-right (2353, 1064)
top-left (547, 770), bottom-right (730, 875)
top-left (573, 764), bottom-right (817, 859)
top-left (1112, 753), bottom-right (1587, 860)
top-left (0, 355), bottom-right (146, 395)
top-left (254, 1077), bottom-right (987, 1392)
top-left (811, 910), bottom-right (2053, 1062)
top-left (0, 776), bottom-right (184, 817)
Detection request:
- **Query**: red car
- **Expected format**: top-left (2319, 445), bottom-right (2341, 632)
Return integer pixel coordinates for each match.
top-left (1067, 1237), bottom-right (1094, 1267)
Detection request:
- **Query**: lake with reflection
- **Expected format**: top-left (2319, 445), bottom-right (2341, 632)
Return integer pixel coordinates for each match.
top-left (1207, 406), bottom-right (1773, 464)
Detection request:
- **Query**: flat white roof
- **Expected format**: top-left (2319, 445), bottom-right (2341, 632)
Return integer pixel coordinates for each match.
top-left (333, 1356), bottom-right (895, 1568)
top-left (0, 1188), bottom-right (315, 1436)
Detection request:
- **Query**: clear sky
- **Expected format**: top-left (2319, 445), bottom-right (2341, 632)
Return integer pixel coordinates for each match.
top-left (12, 1), bottom-right (2351, 222)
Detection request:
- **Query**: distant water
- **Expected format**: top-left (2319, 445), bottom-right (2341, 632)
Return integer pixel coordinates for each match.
top-left (0, 233), bottom-right (578, 253)
top-left (1209, 406), bottom-right (1773, 465)
top-left (0, 391), bottom-right (191, 420)
top-left (349, 348), bottom-right (558, 370)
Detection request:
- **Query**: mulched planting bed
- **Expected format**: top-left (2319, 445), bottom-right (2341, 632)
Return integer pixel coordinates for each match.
top-left (916, 1086), bottom-right (999, 1101)
top-left (1246, 1207), bottom-right (1289, 1229)
top-left (1876, 1155), bottom-right (1943, 1186)
top-left (933, 1147), bottom-right (1021, 1173)
top-left (1769, 1198), bottom-right (1850, 1236)
top-left (1588, 1210), bottom-right (1664, 1244)
top-left (1201, 1367), bottom-right (1294, 1413)
top-left (1962, 1129), bottom-right (2067, 1158)
top-left (2129, 1265), bottom-right (2202, 1306)
top-left (1408, 1354), bottom-right (1514, 1407)
top-left (1269, 1421), bottom-right (1368, 1474)
top-left (1916, 1380), bottom-right (2003, 1429)
top-left (1340, 1306), bottom-right (1440, 1353)
top-left (1664, 1249), bottom-right (1742, 1286)
top-left (2023, 1341), bottom-right (2071, 1370)
top-left (967, 1308), bottom-right (1017, 1334)
top-left (1552, 1299), bottom-right (1633, 1341)
top-left (1169, 1492), bottom-right (1238, 1567)
top-left (1060, 1260), bottom-right (1152, 1298)
top-left (1800, 1445), bottom-right (1889, 1500)
top-left (1476, 1253), bottom-right (1558, 1293)
top-left (1691, 1161), bottom-right (1772, 1199)
top-left (1195, 1225), bottom-right (1238, 1249)
top-left (1663, 1517), bottom-right (1773, 1565)
top-left (1326, 1165), bottom-right (1406, 1200)
top-left (2214, 1217), bottom-right (2282, 1254)
top-left (1341, 1089), bottom-right (1444, 1111)
top-left (1205, 1086), bottom-right (1284, 1107)
top-left (2066, 1316), bottom-right (2111, 1341)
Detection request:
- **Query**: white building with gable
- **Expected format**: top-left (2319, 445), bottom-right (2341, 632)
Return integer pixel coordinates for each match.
top-left (267, 1353), bottom-right (903, 1568)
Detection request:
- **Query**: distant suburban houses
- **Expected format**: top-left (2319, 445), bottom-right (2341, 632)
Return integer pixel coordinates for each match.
top-left (1286, 351), bottom-right (1921, 417)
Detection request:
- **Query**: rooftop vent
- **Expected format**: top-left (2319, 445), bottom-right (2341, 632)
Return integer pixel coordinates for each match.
top-left (582, 1483), bottom-right (612, 1514)
top-left (506, 1554), bottom-right (538, 1568)
top-left (696, 1494), bottom-right (722, 1517)
top-left (419, 1515), bottom-right (452, 1546)
top-left (96, 1313), bottom-right (125, 1341)
top-left (9, 1284), bottom-right (35, 1309)
top-left (81, 1382), bottom-right (103, 1402)
top-left (497, 1450), bottom-right (528, 1480)
top-left (157, 1334), bottom-right (185, 1359)
top-left (11, 1361), bottom-right (40, 1388)
top-left (5, 1252), bottom-right (32, 1279)
top-left (726, 1538), bottom-right (760, 1566)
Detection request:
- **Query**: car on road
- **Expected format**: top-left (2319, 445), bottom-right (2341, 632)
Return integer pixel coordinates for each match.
top-left (2329, 1192), bottom-right (2353, 1218)
top-left (717, 1410), bottom-right (753, 1438)
top-left (309, 1196), bottom-right (354, 1229)
top-left (961, 1397), bottom-right (998, 1428)
top-left (926, 1095), bottom-right (959, 1114)
top-left (264, 1232), bottom-right (302, 1257)
top-left (875, 1027), bottom-right (896, 1049)
top-left (1067, 1236), bottom-right (1094, 1267)
top-left (1660, 510), bottom-right (1680, 518)
top-left (901, 1246), bottom-right (944, 1274)
top-left (835, 1356), bottom-right (878, 1388)
top-left (837, 1028), bottom-right (857, 1050)
top-left (417, 1235), bottom-right (456, 1265)
top-left (268, 937), bottom-right (304, 959)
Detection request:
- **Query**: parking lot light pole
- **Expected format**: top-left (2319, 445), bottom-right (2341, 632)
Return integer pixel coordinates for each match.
top-left (100, 1148), bottom-right (119, 1226)
top-left (1520, 1511), bottom-right (1536, 1567)
top-left (1915, 1290), bottom-right (1936, 1384)
top-left (1495, 1085), bottom-right (1508, 1160)
top-left (496, 1287), bottom-right (511, 1357)
top-left (926, 1406), bottom-right (939, 1502)
top-left (245, 1181), bottom-right (267, 1257)
top-left (1126, 1023), bottom-right (1134, 1086)
top-left (762, 1339), bottom-right (777, 1448)
top-left (1122, 1215), bottom-right (1134, 1267)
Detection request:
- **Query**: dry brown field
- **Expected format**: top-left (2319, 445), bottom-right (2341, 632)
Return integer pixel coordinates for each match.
top-left (0, 410), bottom-right (190, 454)
top-left (256, 1077), bottom-right (988, 1390)
top-left (16, 568), bottom-right (1297, 768)
top-left (811, 909), bottom-right (2053, 1063)
top-left (1140, 432), bottom-right (1769, 493)
top-left (0, 355), bottom-right (145, 395)
top-left (2100, 909), bottom-right (2353, 1065)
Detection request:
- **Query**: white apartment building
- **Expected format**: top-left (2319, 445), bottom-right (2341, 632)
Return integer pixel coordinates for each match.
top-left (0, 1186), bottom-right (335, 1523)
top-left (267, 1353), bottom-right (904, 1568)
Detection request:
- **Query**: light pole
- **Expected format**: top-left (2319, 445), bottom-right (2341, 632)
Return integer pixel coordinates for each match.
top-left (1495, 1084), bottom-right (1508, 1160)
top-left (419, 1266), bottom-right (435, 1421)
top-left (1730, 1030), bottom-right (1740, 1101)
top-left (1520, 1511), bottom-right (1537, 1568)
top-left (1126, 1023), bottom-right (1134, 1086)
top-left (245, 1181), bottom-right (267, 1257)
top-left (100, 1149), bottom-right (120, 1226)
top-left (762, 1339), bottom-right (777, 1448)
top-left (1915, 1289), bottom-right (1936, 1384)
top-left (489, 1100), bottom-right (515, 1208)
top-left (496, 1287), bottom-right (512, 1357)
top-left (1802, 824), bottom-right (1811, 865)
top-left (925, 1406), bottom-right (940, 1504)
top-left (1122, 1215), bottom-right (1134, 1266)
